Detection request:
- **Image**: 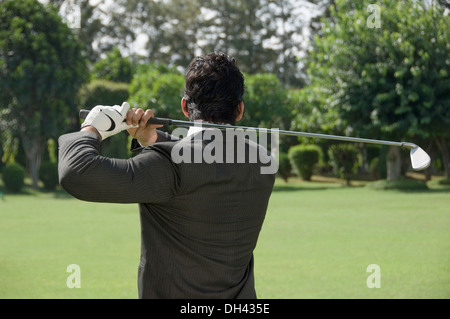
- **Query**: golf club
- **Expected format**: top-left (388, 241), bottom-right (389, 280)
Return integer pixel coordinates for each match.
top-left (79, 109), bottom-right (431, 171)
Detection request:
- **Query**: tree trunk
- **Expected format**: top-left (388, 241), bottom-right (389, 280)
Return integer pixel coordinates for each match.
top-left (21, 135), bottom-right (46, 190)
top-left (435, 137), bottom-right (449, 179)
top-left (386, 146), bottom-right (401, 180)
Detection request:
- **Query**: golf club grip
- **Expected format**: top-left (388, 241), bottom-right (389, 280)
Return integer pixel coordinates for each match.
top-left (78, 109), bottom-right (172, 126)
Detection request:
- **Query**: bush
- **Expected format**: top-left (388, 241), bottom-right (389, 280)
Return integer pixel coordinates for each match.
top-left (277, 152), bottom-right (292, 182)
top-left (328, 144), bottom-right (360, 185)
top-left (78, 79), bottom-right (129, 109)
top-left (288, 144), bottom-right (322, 181)
top-left (2, 163), bottom-right (25, 193)
top-left (39, 161), bottom-right (59, 191)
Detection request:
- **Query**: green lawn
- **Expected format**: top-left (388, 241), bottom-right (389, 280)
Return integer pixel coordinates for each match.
top-left (0, 178), bottom-right (449, 298)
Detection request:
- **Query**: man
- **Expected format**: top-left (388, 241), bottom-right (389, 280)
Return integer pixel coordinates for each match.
top-left (58, 52), bottom-right (275, 298)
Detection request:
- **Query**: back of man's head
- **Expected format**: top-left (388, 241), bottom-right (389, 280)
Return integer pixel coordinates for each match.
top-left (184, 52), bottom-right (244, 125)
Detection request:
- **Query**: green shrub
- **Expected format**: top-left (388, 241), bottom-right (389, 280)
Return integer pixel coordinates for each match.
top-left (39, 161), bottom-right (59, 191)
top-left (2, 163), bottom-right (25, 193)
top-left (288, 144), bottom-right (322, 181)
top-left (328, 144), bottom-right (360, 185)
top-left (277, 152), bottom-right (292, 182)
top-left (78, 79), bottom-right (129, 109)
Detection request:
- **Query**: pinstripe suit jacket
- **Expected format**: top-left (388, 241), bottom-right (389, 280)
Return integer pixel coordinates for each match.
top-left (58, 129), bottom-right (275, 298)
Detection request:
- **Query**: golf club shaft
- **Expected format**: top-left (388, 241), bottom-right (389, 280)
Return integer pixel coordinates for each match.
top-left (78, 109), bottom-right (417, 149)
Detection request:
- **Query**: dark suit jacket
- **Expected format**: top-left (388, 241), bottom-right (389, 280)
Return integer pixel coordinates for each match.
top-left (58, 128), bottom-right (275, 298)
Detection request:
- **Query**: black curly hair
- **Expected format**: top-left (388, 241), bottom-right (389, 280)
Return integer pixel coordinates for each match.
top-left (184, 52), bottom-right (245, 125)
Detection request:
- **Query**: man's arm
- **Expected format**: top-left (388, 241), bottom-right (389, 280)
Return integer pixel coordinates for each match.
top-left (58, 130), bottom-right (179, 204)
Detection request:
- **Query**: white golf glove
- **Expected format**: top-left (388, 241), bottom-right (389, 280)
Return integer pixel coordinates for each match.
top-left (81, 102), bottom-right (135, 140)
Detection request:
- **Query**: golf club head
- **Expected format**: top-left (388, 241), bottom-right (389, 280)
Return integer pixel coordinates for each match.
top-left (410, 147), bottom-right (431, 171)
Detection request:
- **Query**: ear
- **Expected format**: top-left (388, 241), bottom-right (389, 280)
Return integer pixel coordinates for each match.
top-left (235, 101), bottom-right (245, 122)
top-left (181, 98), bottom-right (190, 118)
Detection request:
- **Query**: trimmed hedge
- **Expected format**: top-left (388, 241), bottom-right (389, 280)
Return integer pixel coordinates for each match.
top-left (2, 163), bottom-right (25, 193)
top-left (277, 152), bottom-right (292, 182)
top-left (39, 161), bottom-right (59, 191)
top-left (78, 79), bottom-right (129, 109)
top-left (328, 144), bottom-right (360, 185)
top-left (288, 144), bottom-right (322, 181)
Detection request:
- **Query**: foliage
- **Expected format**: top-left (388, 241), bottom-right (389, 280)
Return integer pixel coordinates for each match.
top-left (277, 152), bottom-right (292, 182)
top-left (297, 0), bottom-right (450, 179)
top-left (0, 129), bottom-right (19, 166)
top-left (289, 85), bottom-right (343, 138)
top-left (369, 146), bottom-right (388, 180)
top-left (2, 162), bottom-right (25, 193)
top-left (288, 144), bottom-right (322, 181)
top-left (39, 161), bottom-right (59, 191)
top-left (128, 64), bottom-right (185, 119)
top-left (0, 0), bottom-right (87, 136)
top-left (328, 144), bottom-right (360, 185)
top-left (242, 73), bottom-right (290, 129)
top-left (106, 0), bottom-right (305, 85)
top-left (0, 0), bottom-right (88, 188)
top-left (47, 0), bottom-right (111, 63)
top-left (79, 80), bottom-right (130, 109)
top-left (200, 0), bottom-right (278, 74)
top-left (92, 48), bottom-right (134, 83)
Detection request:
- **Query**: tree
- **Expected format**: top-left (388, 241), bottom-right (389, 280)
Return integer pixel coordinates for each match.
top-left (92, 47), bottom-right (134, 83)
top-left (242, 73), bottom-right (290, 129)
top-left (145, 0), bottom-right (203, 68)
top-left (200, 0), bottom-right (278, 74)
top-left (298, 0), bottom-right (450, 180)
top-left (47, 0), bottom-right (108, 63)
top-left (265, 0), bottom-right (307, 87)
top-left (0, 0), bottom-right (87, 189)
top-left (111, 0), bottom-right (201, 68)
top-left (107, 0), bottom-right (306, 85)
top-left (128, 64), bottom-right (186, 120)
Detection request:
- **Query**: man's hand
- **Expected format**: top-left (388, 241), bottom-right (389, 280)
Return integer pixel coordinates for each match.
top-left (81, 102), bottom-right (133, 140)
top-left (126, 108), bottom-right (162, 147)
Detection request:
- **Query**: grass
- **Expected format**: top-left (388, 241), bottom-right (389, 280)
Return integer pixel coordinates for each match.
top-left (255, 178), bottom-right (450, 298)
top-left (0, 192), bottom-right (141, 298)
top-left (0, 177), bottom-right (449, 298)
